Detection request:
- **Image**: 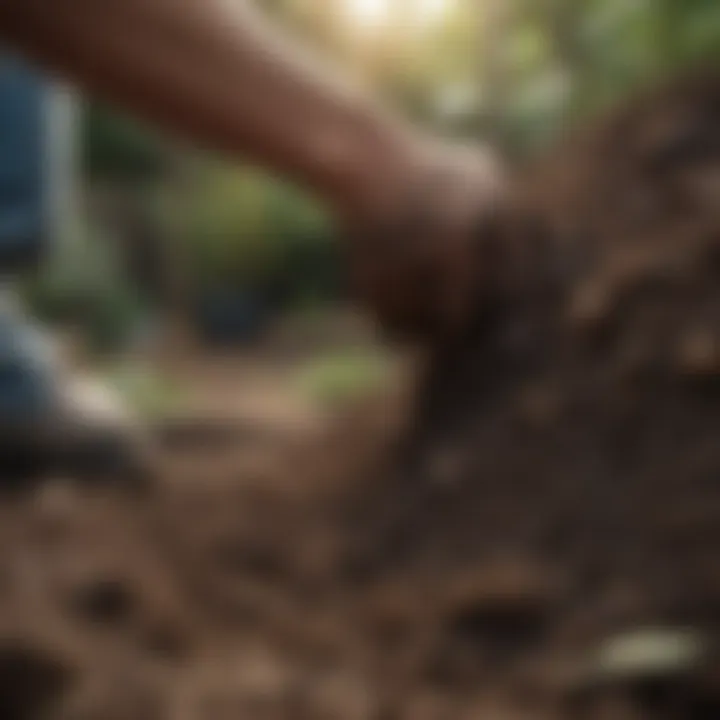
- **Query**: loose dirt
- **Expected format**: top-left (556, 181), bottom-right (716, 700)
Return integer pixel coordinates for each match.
top-left (6, 70), bottom-right (720, 719)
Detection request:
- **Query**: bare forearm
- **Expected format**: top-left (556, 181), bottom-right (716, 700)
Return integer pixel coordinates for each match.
top-left (0, 0), bottom-right (504, 338)
top-left (0, 0), bottom-right (416, 217)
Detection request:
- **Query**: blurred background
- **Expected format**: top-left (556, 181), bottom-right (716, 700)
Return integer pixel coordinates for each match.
top-left (6, 0), bottom-right (720, 422)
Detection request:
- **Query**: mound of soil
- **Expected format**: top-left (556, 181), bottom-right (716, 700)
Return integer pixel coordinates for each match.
top-left (349, 67), bottom-right (720, 714)
top-left (5, 69), bottom-right (720, 719)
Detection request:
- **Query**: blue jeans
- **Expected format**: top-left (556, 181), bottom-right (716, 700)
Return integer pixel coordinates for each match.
top-left (0, 56), bottom-right (47, 274)
top-left (0, 290), bottom-right (58, 422)
top-left (0, 58), bottom-right (56, 421)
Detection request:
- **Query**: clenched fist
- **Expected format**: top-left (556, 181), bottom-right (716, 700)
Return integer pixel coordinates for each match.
top-left (345, 141), bottom-right (505, 341)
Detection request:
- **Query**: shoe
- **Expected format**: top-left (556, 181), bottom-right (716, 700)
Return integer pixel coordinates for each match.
top-left (0, 298), bottom-right (151, 487)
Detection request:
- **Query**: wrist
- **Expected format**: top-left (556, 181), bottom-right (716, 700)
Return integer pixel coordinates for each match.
top-left (327, 110), bottom-right (424, 224)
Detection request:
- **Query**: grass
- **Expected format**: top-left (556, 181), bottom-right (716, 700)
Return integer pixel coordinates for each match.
top-left (294, 347), bottom-right (393, 408)
top-left (103, 362), bottom-right (191, 419)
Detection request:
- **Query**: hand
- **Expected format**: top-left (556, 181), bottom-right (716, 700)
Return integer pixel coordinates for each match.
top-left (345, 140), bottom-right (506, 341)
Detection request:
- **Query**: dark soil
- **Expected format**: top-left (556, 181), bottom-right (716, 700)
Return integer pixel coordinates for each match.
top-left (5, 69), bottom-right (720, 719)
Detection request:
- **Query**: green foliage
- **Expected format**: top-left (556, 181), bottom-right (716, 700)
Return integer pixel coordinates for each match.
top-left (295, 347), bottom-right (391, 407)
top-left (170, 161), bottom-right (333, 299)
top-left (23, 225), bottom-right (146, 355)
top-left (276, 0), bottom-right (720, 151)
top-left (502, 0), bottom-right (720, 151)
top-left (83, 103), bottom-right (169, 181)
top-left (82, 283), bottom-right (146, 355)
top-left (104, 362), bottom-right (190, 418)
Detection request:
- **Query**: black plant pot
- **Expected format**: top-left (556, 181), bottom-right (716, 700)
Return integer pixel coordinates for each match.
top-left (195, 287), bottom-right (270, 347)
